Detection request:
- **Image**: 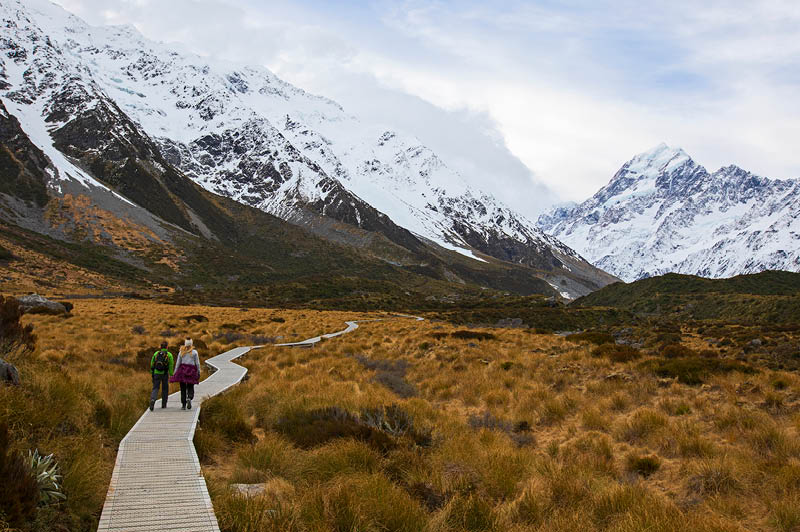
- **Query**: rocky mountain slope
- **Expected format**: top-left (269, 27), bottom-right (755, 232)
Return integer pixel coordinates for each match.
top-left (0, 0), bottom-right (616, 299)
top-left (538, 143), bottom-right (800, 282)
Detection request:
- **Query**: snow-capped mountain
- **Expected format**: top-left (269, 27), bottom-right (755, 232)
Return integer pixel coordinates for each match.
top-left (538, 143), bottom-right (800, 282)
top-left (0, 0), bottom-right (615, 297)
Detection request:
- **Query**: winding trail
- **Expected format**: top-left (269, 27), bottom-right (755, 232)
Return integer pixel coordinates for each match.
top-left (97, 315), bottom-right (421, 532)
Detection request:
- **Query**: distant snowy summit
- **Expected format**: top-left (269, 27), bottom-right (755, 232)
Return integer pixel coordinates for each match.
top-left (538, 143), bottom-right (800, 282)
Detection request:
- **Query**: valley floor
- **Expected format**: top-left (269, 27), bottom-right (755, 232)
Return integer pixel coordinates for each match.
top-left (3, 299), bottom-right (800, 531)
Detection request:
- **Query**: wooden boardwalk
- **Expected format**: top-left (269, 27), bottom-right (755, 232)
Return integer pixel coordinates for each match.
top-left (97, 346), bottom-right (253, 531)
top-left (97, 316), bottom-right (419, 531)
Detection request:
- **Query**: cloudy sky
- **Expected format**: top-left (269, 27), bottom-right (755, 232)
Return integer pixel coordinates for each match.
top-left (55, 0), bottom-right (800, 215)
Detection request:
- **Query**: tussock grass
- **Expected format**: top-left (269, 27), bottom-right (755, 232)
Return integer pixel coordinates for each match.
top-left (7, 298), bottom-right (800, 531)
top-left (2, 298), bottom-right (370, 530)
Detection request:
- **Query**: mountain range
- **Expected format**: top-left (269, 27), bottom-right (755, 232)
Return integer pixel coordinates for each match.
top-left (0, 0), bottom-right (615, 301)
top-left (538, 143), bottom-right (800, 282)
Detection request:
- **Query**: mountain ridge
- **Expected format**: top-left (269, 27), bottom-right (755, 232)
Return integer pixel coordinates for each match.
top-left (0, 0), bottom-right (616, 300)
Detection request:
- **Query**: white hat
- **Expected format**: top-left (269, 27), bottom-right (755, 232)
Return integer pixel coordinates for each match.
top-left (185, 338), bottom-right (193, 347)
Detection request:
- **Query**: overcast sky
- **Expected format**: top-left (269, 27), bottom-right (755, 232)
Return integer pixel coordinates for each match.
top-left (55, 0), bottom-right (800, 215)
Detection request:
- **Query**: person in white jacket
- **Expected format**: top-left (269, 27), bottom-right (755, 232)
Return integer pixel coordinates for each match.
top-left (170, 338), bottom-right (200, 410)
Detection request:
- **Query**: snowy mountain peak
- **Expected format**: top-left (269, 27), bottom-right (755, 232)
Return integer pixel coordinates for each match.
top-left (614, 143), bottom-right (695, 186)
top-left (539, 146), bottom-right (800, 282)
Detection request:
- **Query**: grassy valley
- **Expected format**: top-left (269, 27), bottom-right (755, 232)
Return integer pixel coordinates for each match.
top-left (1, 270), bottom-right (800, 531)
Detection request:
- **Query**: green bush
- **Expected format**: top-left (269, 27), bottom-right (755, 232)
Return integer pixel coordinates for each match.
top-left (640, 357), bottom-right (756, 385)
top-left (0, 424), bottom-right (38, 528)
top-left (661, 343), bottom-right (697, 358)
top-left (275, 407), bottom-right (396, 452)
top-left (0, 245), bottom-right (13, 261)
top-left (0, 295), bottom-right (35, 350)
top-left (626, 454), bottom-right (661, 478)
top-left (591, 343), bottom-right (641, 362)
top-left (451, 330), bottom-right (497, 341)
top-left (566, 331), bottom-right (615, 345)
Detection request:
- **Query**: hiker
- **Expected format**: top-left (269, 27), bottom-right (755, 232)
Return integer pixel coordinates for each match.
top-left (170, 338), bottom-right (200, 410)
top-left (149, 341), bottom-right (174, 411)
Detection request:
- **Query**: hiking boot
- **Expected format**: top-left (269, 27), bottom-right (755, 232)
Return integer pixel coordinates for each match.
top-left (149, 400), bottom-right (155, 411)
top-left (187, 400), bottom-right (192, 410)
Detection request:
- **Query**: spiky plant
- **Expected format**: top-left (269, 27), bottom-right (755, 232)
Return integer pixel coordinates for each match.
top-left (26, 450), bottom-right (66, 505)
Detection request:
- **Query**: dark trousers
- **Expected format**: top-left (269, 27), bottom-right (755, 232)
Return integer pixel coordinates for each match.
top-left (180, 382), bottom-right (195, 406)
top-left (150, 372), bottom-right (169, 406)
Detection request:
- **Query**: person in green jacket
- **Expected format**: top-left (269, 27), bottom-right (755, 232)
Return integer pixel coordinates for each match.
top-left (149, 341), bottom-right (175, 411)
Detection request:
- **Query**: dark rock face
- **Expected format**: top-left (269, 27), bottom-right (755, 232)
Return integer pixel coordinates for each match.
top-left (0, 358), bottom-right (20, 385)
top-left (15, 294), bottom-right (68, 315)
top-left (0, 99), bottom-right (49, 207)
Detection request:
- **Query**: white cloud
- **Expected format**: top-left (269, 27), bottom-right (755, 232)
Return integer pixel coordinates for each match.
top-left (52, 0), bottom-right (800, 213)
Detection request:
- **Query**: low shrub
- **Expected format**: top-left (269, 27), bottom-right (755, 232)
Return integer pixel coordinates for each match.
top-left (640, 357), bottom-right (756, 385)
top-left (274, 405), bottom-right (429, 452)
top-left (626, 454), bottom-right (661, 478)
top-left (592, 343), bottom-right (641, 362)
top-left (566, 331), bottom-right (615, 345)
top-left (468, 411), bottom-right (511, 433)
top-left (275, 407), bottom-right (395, 452)
top-left (653, 332), bottom-right (682, 346)
top-left (0, 244), bottom-right (13, 261)
top-left (214, 331), bottom-right (245, 344)
top-left (354, 355), bottom-right (416, 398)
top-left (360, 405), bottom-right (431, 446)
top-left (661, 343), bottom-right (696, 358)
top-left (451, 330), bottom-right (497, 341)
top-left (182, 314), bottom-right (208, 323)
top-left (0, 296), bottom-right (35, 350)
top-left (0, 423), bottom-right (38, 527)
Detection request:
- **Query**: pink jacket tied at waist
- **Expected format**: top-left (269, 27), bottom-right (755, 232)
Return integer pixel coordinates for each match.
top-left (170, 349), bottom-right (200, 384)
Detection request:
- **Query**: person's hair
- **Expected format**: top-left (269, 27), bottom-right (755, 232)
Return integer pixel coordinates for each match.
top-left (179, 338), bottom-right (193, 357)
top-left (160, 341), bottom-right (168, 349)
